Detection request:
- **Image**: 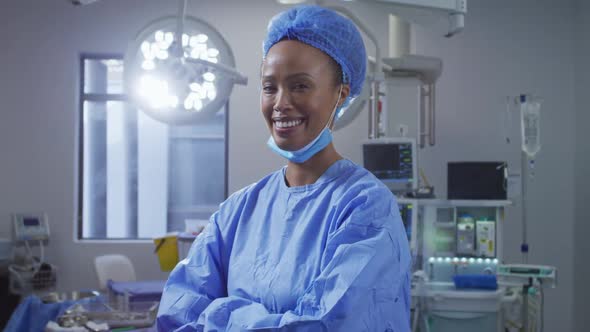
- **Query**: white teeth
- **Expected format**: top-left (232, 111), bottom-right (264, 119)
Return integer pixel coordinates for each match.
top-left (275, 119), bottom-right (302, 128)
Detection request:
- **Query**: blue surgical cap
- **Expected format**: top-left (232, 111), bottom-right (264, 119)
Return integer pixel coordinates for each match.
top-left (263, 5), bottom-right (367, 101)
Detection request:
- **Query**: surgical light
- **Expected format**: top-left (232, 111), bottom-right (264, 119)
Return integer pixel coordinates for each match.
top-left (124, 0), bottom-right (247, 125)
top-left (279, 0), bottom-right (466, 135)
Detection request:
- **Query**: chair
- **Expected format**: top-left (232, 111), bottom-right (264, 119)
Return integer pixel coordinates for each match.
top-left (94, 254), bottom-right (136, 290)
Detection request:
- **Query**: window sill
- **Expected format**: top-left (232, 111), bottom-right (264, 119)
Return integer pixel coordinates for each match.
top-left (74, 238), bottom-right (155, 244)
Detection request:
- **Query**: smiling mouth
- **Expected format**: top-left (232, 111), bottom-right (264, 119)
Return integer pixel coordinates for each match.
top-left (274, 119), bottom-right (304, 129)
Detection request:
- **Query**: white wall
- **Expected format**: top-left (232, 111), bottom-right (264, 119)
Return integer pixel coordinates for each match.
top-left (0, 0), bottom-right (578, 330)
top-left (574, 1), bottom-right (590, 331)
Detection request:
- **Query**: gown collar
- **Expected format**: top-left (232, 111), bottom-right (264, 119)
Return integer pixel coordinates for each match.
top-left (281, 159), bottom-right (356, 193)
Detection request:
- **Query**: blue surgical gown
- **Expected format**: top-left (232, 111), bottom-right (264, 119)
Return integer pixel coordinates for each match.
top-left (157, 159), bottom-right (411, 331)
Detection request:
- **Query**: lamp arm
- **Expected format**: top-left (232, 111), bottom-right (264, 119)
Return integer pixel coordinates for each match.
top-left (185, 58), bottom-right (248, 85)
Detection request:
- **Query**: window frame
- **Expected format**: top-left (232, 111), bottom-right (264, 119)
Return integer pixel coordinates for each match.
top-left (75, 53), bottom-right (229, 242)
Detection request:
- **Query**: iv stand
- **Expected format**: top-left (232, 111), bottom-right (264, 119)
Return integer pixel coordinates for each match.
top-left (521, 150), bottom-right (529, 265)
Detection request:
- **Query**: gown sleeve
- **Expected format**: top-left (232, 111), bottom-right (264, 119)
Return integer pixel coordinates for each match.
top-left (188, 190), bottom-right (412, 332)
top-left (156, 209), bottom-right (231, 331)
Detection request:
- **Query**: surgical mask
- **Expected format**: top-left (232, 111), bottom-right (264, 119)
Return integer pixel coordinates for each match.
top-left (267, 85), bottom-right (343, 163)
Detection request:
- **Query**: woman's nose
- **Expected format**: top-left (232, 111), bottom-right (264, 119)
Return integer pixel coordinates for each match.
top-left (273, 89), bottom-right (291, 112)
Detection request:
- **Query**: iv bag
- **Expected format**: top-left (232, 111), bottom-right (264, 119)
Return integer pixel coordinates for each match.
top-left (520, 98), bottom-right (541, 157)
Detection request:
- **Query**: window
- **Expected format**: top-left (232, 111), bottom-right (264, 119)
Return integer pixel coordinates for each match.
top-left (77, 55), bottom-right (227, 240)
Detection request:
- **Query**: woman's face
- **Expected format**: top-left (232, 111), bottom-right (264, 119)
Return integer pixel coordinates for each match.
top-left (261, 40), bottom-right (350, 151)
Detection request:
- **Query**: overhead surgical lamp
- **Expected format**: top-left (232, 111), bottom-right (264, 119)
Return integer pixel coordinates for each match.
top-left (274, 0), bottom-right (466, 38)
top-left (124, 0), bottom-right (247, 125)
top-left (286, 0), bottom-right (466, 146)
top-left (363, 0), bottom-right (466, 38)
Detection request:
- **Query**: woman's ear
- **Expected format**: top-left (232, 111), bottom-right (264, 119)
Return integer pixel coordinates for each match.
top-left (338, 84), bottom-right (351, 108)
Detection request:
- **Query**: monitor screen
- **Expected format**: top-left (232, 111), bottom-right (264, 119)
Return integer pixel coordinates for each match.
top-left (23, 217), bottom-right (40, 227)
top-left (363, 140), bottom-right (415, 192)
top-left (447, 162), bottom-right (506, 200)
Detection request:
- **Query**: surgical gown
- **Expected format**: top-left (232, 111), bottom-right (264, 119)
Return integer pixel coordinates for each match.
top-left (157, 159), bottom-right (411, 331)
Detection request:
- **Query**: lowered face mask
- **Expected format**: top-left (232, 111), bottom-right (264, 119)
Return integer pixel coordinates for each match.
top-left (267, 85), bottom-right (343, 163)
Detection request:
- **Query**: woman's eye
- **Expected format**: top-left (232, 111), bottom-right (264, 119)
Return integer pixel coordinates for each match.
top-left (262, 86), bottom-right (276, 93)
top-left (292, 83), bottom-right (308, 90)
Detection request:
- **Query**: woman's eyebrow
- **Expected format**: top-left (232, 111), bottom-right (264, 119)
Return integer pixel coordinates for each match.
top-left (261, 72), bottom-right (314, 80)
top-left (287, 73), bottom-right (315, 81)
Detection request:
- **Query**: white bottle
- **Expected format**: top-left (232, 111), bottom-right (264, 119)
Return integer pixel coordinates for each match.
top-left (476, 220), bottom-right (496, 258)
top-left (456, 215), bottom-right (475, 255)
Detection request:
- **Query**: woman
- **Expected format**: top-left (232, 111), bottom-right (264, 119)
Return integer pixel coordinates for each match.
top-left (157, 5), bottom-right (411, 331)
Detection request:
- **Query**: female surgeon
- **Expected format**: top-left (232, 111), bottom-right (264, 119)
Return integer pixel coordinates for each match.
top-left (157, 5), bottom-right (411, 331)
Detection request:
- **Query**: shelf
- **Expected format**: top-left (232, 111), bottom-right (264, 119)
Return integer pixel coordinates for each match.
top-left (433, 222), bottom-right (455, 228)
top-left (417, 199), bottom-right (512, 207)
